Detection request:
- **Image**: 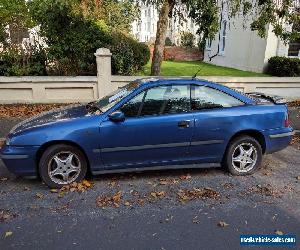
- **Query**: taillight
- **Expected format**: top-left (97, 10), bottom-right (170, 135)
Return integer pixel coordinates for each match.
top-left (284, 113), bottom-right (290, 128)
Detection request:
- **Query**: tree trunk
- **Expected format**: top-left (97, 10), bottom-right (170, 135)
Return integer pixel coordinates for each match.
top-left (151, 0), bottom-right (174, 76)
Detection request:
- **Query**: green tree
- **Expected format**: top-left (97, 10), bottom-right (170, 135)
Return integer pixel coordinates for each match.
top-left (144, 0), bottom-right (300, 76)
top-left (180, 32), bottom-right (195, 47)
top-left (0, 0), bottom-right (33, 45)
top-left (28, 0), bottom-right (149, 75)
top-left (72, 0), bottom-right (139, 33)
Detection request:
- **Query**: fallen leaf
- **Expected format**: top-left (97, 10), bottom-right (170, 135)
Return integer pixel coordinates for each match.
top-left (112, 191), bottom-right (122, 203)
top-left (124, 201), bottom-right (131, 206)
top-left (0, 177), bottom-right (8, 181)
top-left (296, 176), bottom-right (300, 181)
top-left (159, 180), bottom-right (168, 185)
top-left (275, 230), bottom-right (284, 235)
top-left (180, 174), bottom-right (192, 180)
top-left (192, 216), bottom-right (200, 224)
top-left (58, 192), bottom-right (66, 198)
top-left (150, 192), bottom-right (157, 198)
top-left (218, 221), bottom-right (229, 227)
top-left (5, 231), bottom-right (13, 237)
top-left (36, 193), bottom-right (44, 199)
top-left (137, 199), bottom-right (145, 206)
top-left (24, 187), bottom-right (30, 191)
top-left (50, 189), bottom-right (58, 193)
top-left (82, 180), bottom-right (92, 188)
top-left (150, 191), bottom-right (166, 199)
top-left (0, 210), bottom-right (16, 222)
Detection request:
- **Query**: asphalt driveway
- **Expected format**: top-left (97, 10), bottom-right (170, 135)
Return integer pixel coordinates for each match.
top-left (1, 146), bottom-right (300, 249)
top-left (0, 107), bottom-right (299, 250)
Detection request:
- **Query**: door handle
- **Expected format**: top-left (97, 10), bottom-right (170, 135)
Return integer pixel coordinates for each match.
top-left (178, 120), bottom-right (190, 128)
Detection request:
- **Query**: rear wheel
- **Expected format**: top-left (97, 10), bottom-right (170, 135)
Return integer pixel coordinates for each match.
top-left (39, 144), bottom-right (87, 188)
top-left (224, 136), bottom-right (262, 175)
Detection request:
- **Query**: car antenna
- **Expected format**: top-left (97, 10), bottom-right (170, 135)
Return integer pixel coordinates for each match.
top-left (192, 64), bottom-right (206, 78)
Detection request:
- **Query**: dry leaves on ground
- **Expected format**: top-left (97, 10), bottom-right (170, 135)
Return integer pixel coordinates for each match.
top-left (96, 191), bottom-right (122, 208)
top-left (158, 178), bottom-right (179, 185)
top-left (250, 184), bottom-right (282, 198)
top-left (291, 134), bottom-right (300, 145)
top-left (0, 104), bottom-right (69, 118)
top-left (180, 174), bottom-right (192, 180)
top-left (149, 191), bottom-right (166, 199)
top-left (222, 183), bottom-right (234, 189)
top-left (51, 180), bottom-right (93, 198)
top-left (288, 100), bottom-right (300, 107)
top-left (177, 187), bottom-right (220, 203)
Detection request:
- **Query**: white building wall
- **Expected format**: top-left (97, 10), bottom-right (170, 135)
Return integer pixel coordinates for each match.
top-left (204, 1), bottom-right (300, 73)
top-left (204, 15), bottom-right (268, 73)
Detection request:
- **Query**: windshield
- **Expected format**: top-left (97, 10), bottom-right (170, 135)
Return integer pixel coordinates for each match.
top-left (97, 81), bottom-right (140, 112)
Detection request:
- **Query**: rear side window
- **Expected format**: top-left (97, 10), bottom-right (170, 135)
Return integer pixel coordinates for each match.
top-left (191, 85), bottom-right (244, 110)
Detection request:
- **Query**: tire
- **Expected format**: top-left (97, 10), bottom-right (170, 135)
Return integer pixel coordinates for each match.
top-left (223, 135), bottom-right (262, 176)
top-left (39, 144), bottom-right (87, 188)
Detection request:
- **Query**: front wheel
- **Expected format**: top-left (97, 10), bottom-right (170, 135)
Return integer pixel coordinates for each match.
top-left (39, 144), bottom-right (87, 188)
top-left (223, 136), bottom-right (262, 175)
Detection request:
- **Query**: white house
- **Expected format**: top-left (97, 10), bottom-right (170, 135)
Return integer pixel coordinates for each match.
top-left (131, 1), bottom-right (199, 45)
top-left (204, 1), bottom-right (300, 73)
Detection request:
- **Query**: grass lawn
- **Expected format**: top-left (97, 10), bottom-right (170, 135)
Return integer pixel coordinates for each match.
top-left (138, 61), bottom-right (269, 77)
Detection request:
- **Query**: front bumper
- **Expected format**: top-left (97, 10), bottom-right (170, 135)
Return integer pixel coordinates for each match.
top-left (264, 128), bottom-right (294, 154)
top-left (0, 145), bottom-right (39, 176)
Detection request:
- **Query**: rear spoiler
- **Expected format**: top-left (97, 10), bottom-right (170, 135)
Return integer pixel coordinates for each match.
top-left (246, 92), bottom-right (287, 104)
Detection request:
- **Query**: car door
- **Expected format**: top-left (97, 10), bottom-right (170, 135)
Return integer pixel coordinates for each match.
top-left (189, 85), bottom-right (246, 163)
top-left (99, 84), bottom-right (194, 168)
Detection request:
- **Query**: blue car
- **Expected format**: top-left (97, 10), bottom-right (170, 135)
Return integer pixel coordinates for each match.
top-left (0, 78), bottom-right (294, 188)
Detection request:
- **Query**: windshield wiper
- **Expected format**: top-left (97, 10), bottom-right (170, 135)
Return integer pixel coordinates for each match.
top-left (85, 102), bottom-right (103, 113)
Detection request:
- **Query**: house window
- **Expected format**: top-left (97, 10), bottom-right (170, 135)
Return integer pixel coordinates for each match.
top-left (206, 38), bottom-right (212, 50)
top-left (220, 20), bottom-right (227, 54)
top-left (288, 23), bottom-right (300, 57)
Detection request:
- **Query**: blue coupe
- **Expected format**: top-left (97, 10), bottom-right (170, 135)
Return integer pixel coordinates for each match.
top-left (0, 78), bottom-right (294, 188)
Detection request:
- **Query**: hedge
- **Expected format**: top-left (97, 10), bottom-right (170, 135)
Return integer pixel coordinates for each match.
top-left (0, 0), bottom-right (150, 76)
top-left (267, 56), bottom-right (300, 77)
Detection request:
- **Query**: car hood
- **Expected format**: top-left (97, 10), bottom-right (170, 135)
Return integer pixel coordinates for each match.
top-left (10, 104), bottom-right (92, 134)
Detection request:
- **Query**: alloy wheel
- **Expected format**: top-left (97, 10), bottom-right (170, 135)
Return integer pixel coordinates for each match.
top-left (231, 143), bottom-right (258, 173)
top-left (48, 151), bottom-right (81, 185)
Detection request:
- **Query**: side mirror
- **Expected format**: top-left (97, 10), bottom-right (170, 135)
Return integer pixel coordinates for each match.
top-left (108, 111), bottom-right (125, 122)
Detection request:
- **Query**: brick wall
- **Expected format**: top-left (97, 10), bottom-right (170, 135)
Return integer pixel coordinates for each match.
top-left (164, 46), bottom-right (203, 61)
top-left (149, 46), bottom-right (203, 61)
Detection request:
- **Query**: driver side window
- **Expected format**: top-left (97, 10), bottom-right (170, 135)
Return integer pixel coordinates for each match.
top-left (120, 85), bottom-right (190, 118)
top-left (120, 92), bottom-right (145, 117)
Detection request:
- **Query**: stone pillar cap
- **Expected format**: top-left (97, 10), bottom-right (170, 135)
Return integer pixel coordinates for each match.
top-left (94, 48), bottom-right (112, 57)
